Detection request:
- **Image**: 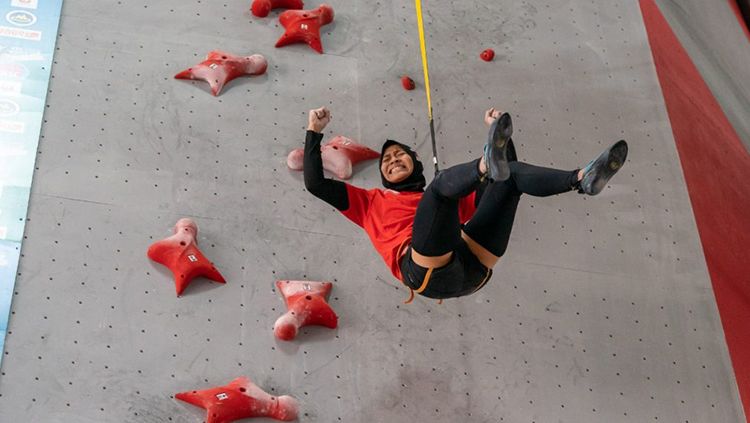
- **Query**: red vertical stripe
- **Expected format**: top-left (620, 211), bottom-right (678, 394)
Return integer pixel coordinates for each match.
top-left (640, 0), bottom-right (750, 418)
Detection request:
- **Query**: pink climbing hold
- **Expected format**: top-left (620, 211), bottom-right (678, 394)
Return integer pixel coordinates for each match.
top-left (175, 376), bottom-right (298, 422)
top-left (401, 75), bottom-right (415, 91)
top-left (286, 148), bottom-right (304, 171)
top-left (480, 48), bottom-right (495, 62)
top-left (251, 0), bottom-right (304, 17)
top-left (275, 4), bottom-right (334, 54)
top-left (147, 218), bottom-right (226, 296)
top-left (322, 136), bottom-right (381, 178)
top-left (174, 50), bottom-right (267, 96)
top-left (274, 280), bottom-right (338, 341)
top-left (287, 135), bottom-right (380, 179)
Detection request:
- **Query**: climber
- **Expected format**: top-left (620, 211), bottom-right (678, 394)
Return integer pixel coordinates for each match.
top-left (302, 106), bottom-right (628, 301)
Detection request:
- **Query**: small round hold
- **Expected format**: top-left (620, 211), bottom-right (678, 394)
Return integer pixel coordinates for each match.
top-left (251, 1), bottom-right (272, 17)
top-left (480, 48), bottom-right (495, 62)
top-left (251, 0), bottom-right (305, 18)
top-left (401, 76), bottom-right (415, 91)
top-left (275, 322), bottom-right (298, 341)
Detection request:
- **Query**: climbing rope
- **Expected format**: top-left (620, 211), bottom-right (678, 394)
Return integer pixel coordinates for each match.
top-left (414, 0), bottom-right (439, 175)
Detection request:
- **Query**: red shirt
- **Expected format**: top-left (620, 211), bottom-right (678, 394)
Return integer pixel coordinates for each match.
top-left (341, 184), bottom-right (477, 281)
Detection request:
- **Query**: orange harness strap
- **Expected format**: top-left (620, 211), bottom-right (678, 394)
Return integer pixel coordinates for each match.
top-left (470, 268), bottom-right (492, 295)
top-left (404, 267), bottom-right (433, 304)
top-left (404, 266), bottom-right (490, 304)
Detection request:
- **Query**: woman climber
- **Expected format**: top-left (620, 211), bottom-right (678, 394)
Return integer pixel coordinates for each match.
top-left (302, 106), bottom-right (628, 302)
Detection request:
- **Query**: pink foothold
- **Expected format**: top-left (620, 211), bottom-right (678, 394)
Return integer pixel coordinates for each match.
top-left (147, 218), bottom-right (226, 296)
top-left (286, 148), bottom-right (304, 171)
top-left (174, 50), bottom-right (268, 96)
top-left (286, 135), bottom-right (380, 179)
top-left (480, 48), bottom-right (495, 62)
top-left (401, 76), bottom-right (415, 90)
top-left (274, 280), bottom-right (338, 341)
top-left (176, 376), bottom-right (298, 422)
top-left (322, 136), bottom-right (381, 179)
top-left (251, 0), bottom-right (304, 18)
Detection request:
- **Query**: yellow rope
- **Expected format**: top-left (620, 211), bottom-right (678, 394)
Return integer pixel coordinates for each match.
top-left (414, 0), bottom-right (433, 120)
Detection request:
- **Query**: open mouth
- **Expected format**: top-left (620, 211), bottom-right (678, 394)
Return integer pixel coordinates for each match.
top-left (389, 164), bottom-right (406, 174)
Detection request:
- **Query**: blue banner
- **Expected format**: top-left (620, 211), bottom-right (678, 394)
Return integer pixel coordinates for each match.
top-left (0, 0), bottom-right (63, 363)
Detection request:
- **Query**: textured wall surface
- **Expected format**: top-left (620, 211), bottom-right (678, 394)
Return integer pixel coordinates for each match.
top-left (0, 0), bottom-right (744, 422)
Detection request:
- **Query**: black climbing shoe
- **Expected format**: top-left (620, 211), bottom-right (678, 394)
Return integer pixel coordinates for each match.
top-left (577, 140), bottom-right (628, 195)
top-left (483, 112), bottom-right (513, 182)
top-left (507, 138), bottom-right (517, 162)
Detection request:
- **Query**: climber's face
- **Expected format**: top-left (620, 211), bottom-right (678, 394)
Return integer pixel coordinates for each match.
top-left (380, 145), bottom-right (414, 183)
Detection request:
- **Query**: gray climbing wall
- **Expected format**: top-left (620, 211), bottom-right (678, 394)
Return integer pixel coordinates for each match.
top-left (0, 0), bottom-right (744, 422)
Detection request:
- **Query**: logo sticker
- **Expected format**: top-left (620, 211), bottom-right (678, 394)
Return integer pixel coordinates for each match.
top-left (0, 44), bottom-right (44, 61)
top-left (6, 11), bottom-right (37, 27)
top-left (0, 81), bottom-right (22, 96)
top-left (11, 0), bottom-right (38, 9)
top-left (0, 100), bottom-right (20, 117)
top-left (216, 393), bottom-right (229, 400)
top-left (187, 254), bottom-right (198, 262)
top-left (0, 63), bottom-right (28, 79)
top-left (0, 25), bottom-right (41, 41)
top-left (0, 143), bottom-right (27, 157)
top-left (0, 119), bottom-right (25, 133)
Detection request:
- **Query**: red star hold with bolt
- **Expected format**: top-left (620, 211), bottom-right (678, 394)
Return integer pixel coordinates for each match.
top-left (287, 135), bottom-right (380, 179)
top-left (174, 50), bottom-right (267, 96)
top-left (175, 376), bottom-right (298, 422)
top-left (274, 280), bottom-right (338, 340)
top-left (147, 218), bottom-right (226, 296)
top-left (275, 4), bottom-right (334, 54)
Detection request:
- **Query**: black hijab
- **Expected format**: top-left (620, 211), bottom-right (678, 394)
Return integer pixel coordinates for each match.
top-left (379, 140), bottom-right (426, 192)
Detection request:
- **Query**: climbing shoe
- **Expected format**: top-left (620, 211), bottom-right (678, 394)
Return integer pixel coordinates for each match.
top-left (577, 140), bottom-right (628, 195)
top-left (483, 112), bottom-right (513, 182)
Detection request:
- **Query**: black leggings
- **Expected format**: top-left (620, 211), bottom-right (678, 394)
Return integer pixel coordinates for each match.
top-left (401, 159), bottom-right (578, 299)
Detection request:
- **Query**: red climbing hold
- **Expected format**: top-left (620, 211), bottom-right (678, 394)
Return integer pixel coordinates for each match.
top-left (251, 0), bottom-right (304, 17)
top-left (274, 280), bottom-right (338, 341)
top-left (287, 135), bottom-right (380, 179)
top-left (275, 4), bottom-right (334, 54)
top-left (174, 50), bottom-right (267, 96)
top-left (401, 76), bottom-right (415, 91)
top-left (480, 48), bottom-right (495, 62)
top-left (175, 376), bottom-right (298, 423)
top-left (147, 218), bottom-right (226, 296)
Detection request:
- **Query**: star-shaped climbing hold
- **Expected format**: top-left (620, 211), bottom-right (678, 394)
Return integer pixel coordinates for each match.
top-left (251, 0), bottom-right (304, 18)
top-left (147, 218), bottom-right (226, 296)
top-left (275, 4), bottom-right (334, 54)
top-left (175, 376), bottom-right (298, 423)
top-left (274, 280), bottom-right (338, 341)
top-left (175, 50), bottom-right (267, 96)
top-left (287, 135), bottom-right (380, 179)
